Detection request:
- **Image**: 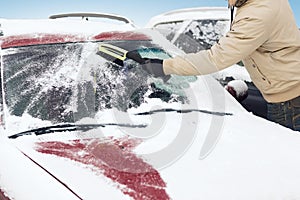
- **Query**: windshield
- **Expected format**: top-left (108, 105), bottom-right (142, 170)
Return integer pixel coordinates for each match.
top-left (1, 39), bottom-right (197, 124)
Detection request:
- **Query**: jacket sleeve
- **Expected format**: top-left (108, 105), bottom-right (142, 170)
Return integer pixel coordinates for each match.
top-left (163, 7), bottom-right (274, 76)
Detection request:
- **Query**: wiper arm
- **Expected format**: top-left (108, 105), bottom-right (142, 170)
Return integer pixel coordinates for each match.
top-left (135, 108), bottom-right (233, 116)
top-left (8, 123), bottom-right (147, 139)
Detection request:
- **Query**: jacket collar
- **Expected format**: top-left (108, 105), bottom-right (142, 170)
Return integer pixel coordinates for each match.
top-left (235, 0), bottom-right (248, 7)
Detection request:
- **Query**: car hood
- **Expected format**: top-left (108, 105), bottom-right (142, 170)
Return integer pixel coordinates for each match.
top-left (3, 108), bottom-right (300, 200)
top-left (11, 136), bottom-right (168, 200)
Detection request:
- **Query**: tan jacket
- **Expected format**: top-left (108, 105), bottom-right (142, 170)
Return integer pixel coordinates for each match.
top-left (163, 0), bottom-right (300, 103)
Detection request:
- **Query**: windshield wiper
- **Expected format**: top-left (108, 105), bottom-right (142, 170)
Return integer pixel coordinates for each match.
top-left (135, 108), bottom-right (233, 116)
top-left (8, 123), bottom-right (147, 139)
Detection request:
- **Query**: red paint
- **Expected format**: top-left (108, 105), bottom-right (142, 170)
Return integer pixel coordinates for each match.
top-left (35, 137), bottom-right (170, 200)
top-left (1, 34), bottom-right (86, 49)
top-left (0, 188), bottom-right (11, 200)
top-left (1, 31), bottom-right (151, 49)
top-left (92, 31), bottom-right (151, 41)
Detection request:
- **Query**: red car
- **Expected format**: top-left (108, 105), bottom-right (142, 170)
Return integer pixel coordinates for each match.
top-left (1, 15), bottom-right (300, 200)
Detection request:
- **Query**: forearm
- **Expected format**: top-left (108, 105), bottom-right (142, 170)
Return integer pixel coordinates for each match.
top-left (163, 9), bottom-right (271, 77)
top-left (163, 50), bottom-right (222, 76)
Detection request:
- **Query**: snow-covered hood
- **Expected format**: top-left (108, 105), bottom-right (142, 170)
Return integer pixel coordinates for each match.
top-left (3, 107), bottom-right (300, 200)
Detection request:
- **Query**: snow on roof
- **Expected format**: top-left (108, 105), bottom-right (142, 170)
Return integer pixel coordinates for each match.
top-left (146, 7), bottom-right (230, 28)
top-left (0, 31), bottom-right (152, 49)
top-left (0, 14), bottom-right (136, 37)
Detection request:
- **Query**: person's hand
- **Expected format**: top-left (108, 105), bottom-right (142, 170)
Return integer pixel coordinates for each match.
top-left (141, 59), bottom-right (165, 78)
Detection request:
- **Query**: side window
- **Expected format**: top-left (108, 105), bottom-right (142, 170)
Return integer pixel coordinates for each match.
top-left (173, 19), bottom-right (229, 53)
top-left (154, 21), bottom-right (184, 42)
top-left (185, 20), bottom-right (228, 48)
top-left (154, 19), bottom-right (229, 54)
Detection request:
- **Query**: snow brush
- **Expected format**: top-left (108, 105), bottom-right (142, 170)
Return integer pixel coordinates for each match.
top-left (98, 43), bottom-right (146, 64)
top-left (98, 43), bottom-right (171, 82)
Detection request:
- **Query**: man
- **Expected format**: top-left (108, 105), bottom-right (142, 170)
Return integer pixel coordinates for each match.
top-left (144, 0), bottom-right (300, 131)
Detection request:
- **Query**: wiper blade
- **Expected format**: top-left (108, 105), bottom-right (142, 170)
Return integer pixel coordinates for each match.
top-left (135, 108), bottom-right (233, 116)
top-left (8, 123), bottom-right (147, 139)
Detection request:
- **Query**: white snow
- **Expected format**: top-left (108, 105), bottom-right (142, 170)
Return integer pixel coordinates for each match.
top-left (225, 79), bottom-right (248, 99)
top-left (145, 7), bottom-right (229, 28)
top-left (212, 63), bottom-right (252, 82)
top-left (0, 135), bottom-right (81, 200)
top-left (1, 12), bottom-right (300, 200)
top-left (0, 18), bottom-right (135, 37)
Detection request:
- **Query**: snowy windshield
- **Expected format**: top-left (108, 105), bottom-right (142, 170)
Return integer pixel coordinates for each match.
top-left (1, 40), bottom-right (197, 123)
top-left (154, 19), bottom-right (229, 53)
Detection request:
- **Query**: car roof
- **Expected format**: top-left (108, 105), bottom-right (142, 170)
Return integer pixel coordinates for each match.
top-left (0, 14), bottom-right (152, 49)
top-left (0, 31), bottom-right (152, 49)
top-left (0, 12), bottom-right (136, 38)
top-left (146, 7), bottom-right (230, 28)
